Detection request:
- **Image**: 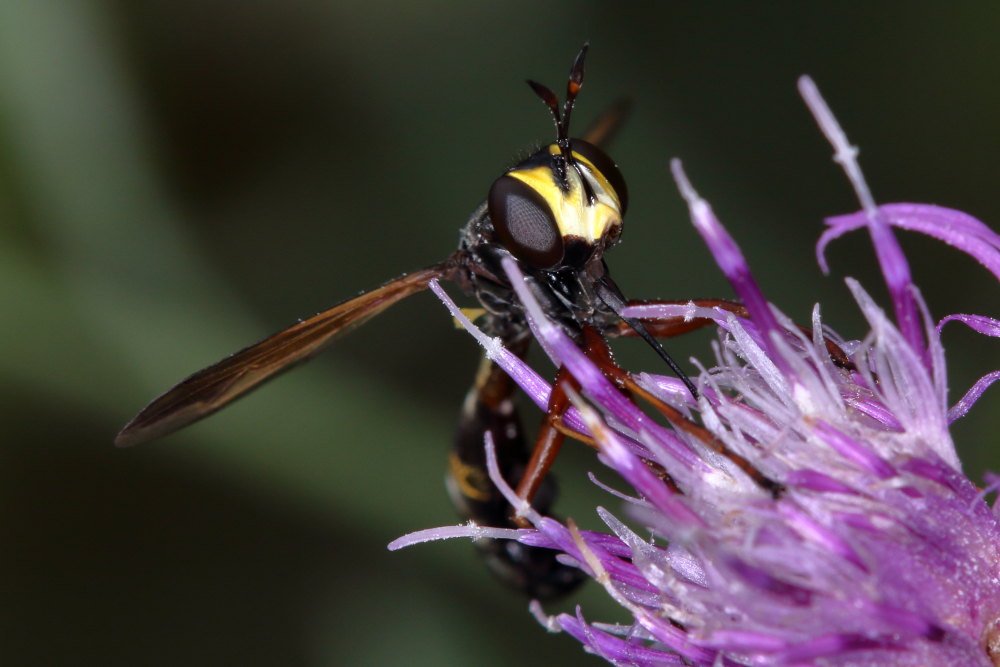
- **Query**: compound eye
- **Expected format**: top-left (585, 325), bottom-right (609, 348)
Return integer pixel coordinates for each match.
top-left (488, 175), bottom-right (564, 269)
top-left (570, 139), bottom-right (628, 215)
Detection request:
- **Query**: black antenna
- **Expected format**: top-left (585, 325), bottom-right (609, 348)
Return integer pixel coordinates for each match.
top-left (527, 79), bottom-right (562, 133)
top-left (559, 43), bottom-right (588, 146)
top-left (526, 43), bottom-right (596, 204)
top-left (596, 278), bottom-right (700, 400)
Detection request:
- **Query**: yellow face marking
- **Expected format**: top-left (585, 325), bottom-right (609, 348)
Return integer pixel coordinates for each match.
top-left (507, 144), bottom-right (623, 245)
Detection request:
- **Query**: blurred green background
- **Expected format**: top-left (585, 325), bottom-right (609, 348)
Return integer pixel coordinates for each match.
top-left (2, 2), bottom-right (998, 665)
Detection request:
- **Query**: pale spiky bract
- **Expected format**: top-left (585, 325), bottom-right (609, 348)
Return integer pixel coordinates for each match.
top-left (391, 78), bottom-right (1000, 666)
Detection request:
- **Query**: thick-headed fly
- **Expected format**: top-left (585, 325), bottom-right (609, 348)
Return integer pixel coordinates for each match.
top-left (117, 45), bottom-right (764, 599)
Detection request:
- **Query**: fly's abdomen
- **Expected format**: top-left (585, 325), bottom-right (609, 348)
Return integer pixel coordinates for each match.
top-left (448, 351), bottom-right (585, 600)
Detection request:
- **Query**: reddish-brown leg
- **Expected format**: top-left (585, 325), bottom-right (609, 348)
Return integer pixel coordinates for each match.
top-left (595, 322), bottom-right (784, 498)
top-left (617, 298), bottom-right (855, 370)
top-left (511, 366), bottom-right (573, 527)
top-left (513, 298), bottom-right (839, 523)
top-left (613, 298), bottom-right (749, 339)
top-left (511, 328), bottom-right (630, 526)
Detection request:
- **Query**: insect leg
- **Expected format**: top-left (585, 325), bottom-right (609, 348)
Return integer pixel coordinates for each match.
top-left (616, 298), bottom-right (855, 370)
top-left (510, 326), bottom-right (630, 526)
top-left (521, 322), bottom-right (783, 499)
top-left (611, 297), bottom-right (749, 338)
top-left (578, 321), bottom-right (786, 498)
top-left (509, 367), bottom-right (574, 528)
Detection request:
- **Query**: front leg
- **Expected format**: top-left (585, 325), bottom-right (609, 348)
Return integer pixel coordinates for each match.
top-left (616, 298), bottom-right (855, 370)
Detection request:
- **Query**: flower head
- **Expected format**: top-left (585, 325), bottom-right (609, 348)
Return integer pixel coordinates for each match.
top-left (391, 77), bottom-right (1000, 665)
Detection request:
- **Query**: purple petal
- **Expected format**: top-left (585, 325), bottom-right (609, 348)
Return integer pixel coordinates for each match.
top-left (842, 395), bottom-right (905, 431)
top-left (428, 281), bottom-right (553, 410)
top-left (557, 610), bottom-right (689, 666)
top-left (799, 76), bottom-right (925, 355)
top-left (633, 613), bottom-right (727, 665)
top-left (816, 212), bottom-right (865, 274)
top-left (670, 160), bottom-right (786, 365)
top-left (387, 523), bottom-right (524, 550)
top-left (428, 281), bottom-right (595, 436)
top-left (826, 204), bottom-right (1000, 282)
top-left (813, 419), bottom-right (896, 479)
top-left (936, 313), bottom-right (1000, 421)
top-left (939, 313), bottom-right (1000, 338)
top-left (948, 370), bottom-right (1000, 422)
top-left (785, 469), bottom-right (859, 494)
top-left (774, 633), bottom-right (897, 662)
top-left (777, 503), bottom-right (868, 572)
top-left (569, 391), bottom-right (706, 529)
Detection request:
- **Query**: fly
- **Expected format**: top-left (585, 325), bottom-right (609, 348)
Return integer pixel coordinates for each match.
top-left (116, 45), bottom-right (784, 598)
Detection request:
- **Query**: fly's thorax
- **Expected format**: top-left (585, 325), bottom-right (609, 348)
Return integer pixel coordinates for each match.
top-left (456, 206), bottom-right (619, 341)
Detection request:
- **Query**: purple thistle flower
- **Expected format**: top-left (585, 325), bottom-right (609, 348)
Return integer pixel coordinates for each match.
top-left (391, 77), bottom-right (1000, 666)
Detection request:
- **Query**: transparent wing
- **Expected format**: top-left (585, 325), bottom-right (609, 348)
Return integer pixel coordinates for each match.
top-left (115, 264), bottom-right (449, 447)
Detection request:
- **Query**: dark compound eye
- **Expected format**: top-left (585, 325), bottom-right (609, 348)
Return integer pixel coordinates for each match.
top-left (570, 139), bottom-right (628, 215)
top-left (488, 175), bottom-right (564, 269)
